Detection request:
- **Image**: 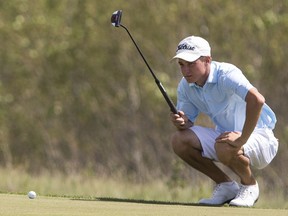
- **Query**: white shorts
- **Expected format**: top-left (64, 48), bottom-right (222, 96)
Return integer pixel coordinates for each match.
top-left (190, 126), bottom-right (279, 169)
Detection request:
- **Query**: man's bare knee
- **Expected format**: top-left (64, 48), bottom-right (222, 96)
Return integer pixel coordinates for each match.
top-left (171, 131), bottom-right (187, 156)
top-left (215, 142), bottom-right (234, 165)
top-left (171, 129), bottom-right (201, 156)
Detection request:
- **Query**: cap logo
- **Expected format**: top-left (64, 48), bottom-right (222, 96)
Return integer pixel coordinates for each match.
top-left (176, 43), bottom-right (195, 52)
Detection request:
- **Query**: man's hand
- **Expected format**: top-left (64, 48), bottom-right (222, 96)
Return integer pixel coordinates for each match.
top-left (170, 111), bottom-right (193, 130)
top-left (215, 131), bottom-right (246, 148)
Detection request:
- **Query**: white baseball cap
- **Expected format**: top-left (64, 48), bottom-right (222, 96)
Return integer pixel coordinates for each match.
top-left (172, 36), bottom-right (211, 62)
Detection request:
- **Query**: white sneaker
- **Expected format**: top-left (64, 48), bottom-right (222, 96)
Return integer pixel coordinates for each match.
top-left (229, 182), bottom-right (259, 207)
top-left (199, 181), bottom-right (240, 206)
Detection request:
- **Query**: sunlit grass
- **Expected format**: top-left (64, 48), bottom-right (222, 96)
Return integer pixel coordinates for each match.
top-left (2, 194), bottom-right (288, 216)
top-left (0, 167), bottom-right (287, 209)
top-left (0, 167), bottom-right (203, 202)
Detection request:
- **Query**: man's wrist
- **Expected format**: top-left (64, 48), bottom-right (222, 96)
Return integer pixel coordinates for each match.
top-left (238, 136), bottom-right (248, 146)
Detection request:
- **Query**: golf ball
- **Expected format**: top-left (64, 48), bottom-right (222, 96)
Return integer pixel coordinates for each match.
top-left (28, 191), bottom-right (37, 199)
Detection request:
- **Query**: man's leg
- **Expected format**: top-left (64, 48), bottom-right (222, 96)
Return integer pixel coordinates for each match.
top-left (215, 143), bottom-right (256, 185)
top-left (171, 129), bottom-right (231, 183)
top-left (215, 143), bottom-right (259, 207)
top-left (171, 129), bottom-right (240, 205)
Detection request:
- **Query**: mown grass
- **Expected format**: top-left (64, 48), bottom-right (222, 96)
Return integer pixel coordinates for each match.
top-left (0, 167), bottom-right (287, 210)
top-left (1, 194), bottom-right (288, 216)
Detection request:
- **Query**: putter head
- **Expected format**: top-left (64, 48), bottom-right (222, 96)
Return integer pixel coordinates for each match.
top-left (111, 10), bottom-right (122, 27)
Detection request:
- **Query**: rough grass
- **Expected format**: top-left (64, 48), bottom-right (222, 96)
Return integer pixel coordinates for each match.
top-left (0, 167), bottom-right (287, 210)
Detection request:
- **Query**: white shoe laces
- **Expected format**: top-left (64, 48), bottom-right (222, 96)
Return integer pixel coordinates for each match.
top-left (235, 185), bottom-right (249, 200)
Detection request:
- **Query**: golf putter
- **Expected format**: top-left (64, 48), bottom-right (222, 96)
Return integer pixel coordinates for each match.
top-left (111, 10), bottom-right (178, 114)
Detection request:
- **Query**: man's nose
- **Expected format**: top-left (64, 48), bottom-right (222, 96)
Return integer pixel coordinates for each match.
top-left (182, 65), bottom-right (190, 73)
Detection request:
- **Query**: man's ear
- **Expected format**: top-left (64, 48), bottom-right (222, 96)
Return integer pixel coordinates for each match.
top-left (206, 56), bottom-right (212, 63)
top-left (203, 56), bottom-right (212, 63)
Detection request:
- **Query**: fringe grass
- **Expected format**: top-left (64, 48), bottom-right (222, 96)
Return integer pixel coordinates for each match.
top-left (0, 167), bottom-right (287, 209)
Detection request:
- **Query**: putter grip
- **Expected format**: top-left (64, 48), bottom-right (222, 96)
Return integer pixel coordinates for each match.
top-left (156, 80), bottom-right (178, 114)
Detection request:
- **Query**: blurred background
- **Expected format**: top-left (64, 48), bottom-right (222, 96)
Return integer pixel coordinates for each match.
top-left (0, 0), bottom-right (287, 205)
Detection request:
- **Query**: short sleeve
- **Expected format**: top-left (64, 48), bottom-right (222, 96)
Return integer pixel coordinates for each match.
top-left (219, 65), bottom-right (254, 100)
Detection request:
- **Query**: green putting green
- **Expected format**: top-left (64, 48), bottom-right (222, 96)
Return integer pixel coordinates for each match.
top-left (0, 194), bottom-right (287, 216)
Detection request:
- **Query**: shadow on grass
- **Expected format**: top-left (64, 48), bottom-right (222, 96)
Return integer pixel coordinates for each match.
top-left (72, 197), bottom-right (223, 207)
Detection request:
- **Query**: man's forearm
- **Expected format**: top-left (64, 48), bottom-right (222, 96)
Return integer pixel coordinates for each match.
top-left (240, 89), bottom-right (265, 143)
